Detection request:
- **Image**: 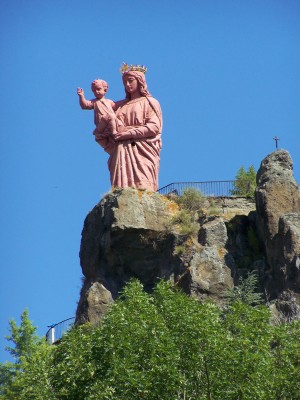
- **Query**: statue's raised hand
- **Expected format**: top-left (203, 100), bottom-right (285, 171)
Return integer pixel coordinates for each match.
top-left (77, 87), bottom-right (84, 96)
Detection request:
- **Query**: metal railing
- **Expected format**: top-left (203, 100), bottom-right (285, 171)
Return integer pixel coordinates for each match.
top-left (158, 181), bottom-right (236, 197)
top-left (46, 317), bottom-right (75, 344)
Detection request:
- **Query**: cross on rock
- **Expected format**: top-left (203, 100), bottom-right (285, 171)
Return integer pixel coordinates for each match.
top-left (273, 136), bottom-right (280, 149)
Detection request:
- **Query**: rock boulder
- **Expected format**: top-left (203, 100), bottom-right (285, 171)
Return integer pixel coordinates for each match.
top-left (76, 189), bottom-right (236, 324)
top-left (255, 150), bottom-right (300, 299)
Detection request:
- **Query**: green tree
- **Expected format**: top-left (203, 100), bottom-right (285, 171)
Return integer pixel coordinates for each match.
top-left (50, 324), bottom-right (99, 399)
top-left (89, 280), bottom-right (181, 400)
top-left (4, 309), bottom-right (38, 363)
top-left (231, 165), bottom-right (256, 197)
top-left (0, 310), bottom-right (54, 400)
top-left (47, 280), bottom-right (279, 399)
top-left (2, 282), bottom-right (300, 399)
top-left (0, 309), bottom-right (38, 398)
top-left (152, 281), bottom-right (228, 399)
top-left (271, 321), bottom-right (300, 399)
top-left (222, 302), bottom-right (274, 399)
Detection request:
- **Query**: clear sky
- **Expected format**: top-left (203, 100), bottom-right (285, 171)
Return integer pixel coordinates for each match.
top-left (1, 0), bottom-right (299, 362)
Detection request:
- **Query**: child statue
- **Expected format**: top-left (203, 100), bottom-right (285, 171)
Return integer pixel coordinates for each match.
top-left (77, 79), bottom-right (117, 137)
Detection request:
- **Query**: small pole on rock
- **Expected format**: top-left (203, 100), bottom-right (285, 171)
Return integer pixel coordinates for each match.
top-left (273, 136), bottom-right (280, 149)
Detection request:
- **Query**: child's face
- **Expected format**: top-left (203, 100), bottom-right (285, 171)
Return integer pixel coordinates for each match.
top-left (92, 84), bottom-right (108, 99)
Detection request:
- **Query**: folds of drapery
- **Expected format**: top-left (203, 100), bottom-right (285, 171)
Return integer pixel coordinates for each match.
top-left (95, 96), bottom-right (162, 191)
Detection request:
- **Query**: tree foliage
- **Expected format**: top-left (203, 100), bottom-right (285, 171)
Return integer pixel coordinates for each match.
top-left (0, 309), bottom-right (54, 399)
top-left (231, 165), bottom-right (256, 197)
top-left (1, 282), bottom-right (300, 399)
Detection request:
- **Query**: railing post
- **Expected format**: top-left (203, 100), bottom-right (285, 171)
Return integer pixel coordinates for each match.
top-left (52, 327), bottom-right (55, 344)
top-left (46, 325), bottom-right (56, 344)
top-left (46, 318), bottom-right (75, 345)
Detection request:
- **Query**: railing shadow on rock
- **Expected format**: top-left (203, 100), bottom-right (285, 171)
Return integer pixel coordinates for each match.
top-left (46, 317), bottom-right (75, 344)
top-left (158, 181), bottom-right (236, 197)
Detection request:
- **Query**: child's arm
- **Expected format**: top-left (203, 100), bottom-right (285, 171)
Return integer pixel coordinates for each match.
top-left (77, 87), bottom-right (94, 110)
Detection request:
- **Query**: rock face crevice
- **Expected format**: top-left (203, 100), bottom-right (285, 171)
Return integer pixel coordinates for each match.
top-left (76, 150), bottom-right (300, 325)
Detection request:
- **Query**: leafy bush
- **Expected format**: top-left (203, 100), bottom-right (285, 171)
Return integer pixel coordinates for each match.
top-left (170, 188), bottom-right (205, 238)
top-left (207, 198), bottom-right (222, 216)
top-left (171, 209), bottom-right (199, 236)
top-left (225, 271), bottom-right (262, 306)
top-left (175, 187), bottom-right (206, 213)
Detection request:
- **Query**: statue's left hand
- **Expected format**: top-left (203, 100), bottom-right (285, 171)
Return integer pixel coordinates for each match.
top-left (113, 130), bottom-right (133, 142)
top-left (113, 125), bottom-right (133, 141)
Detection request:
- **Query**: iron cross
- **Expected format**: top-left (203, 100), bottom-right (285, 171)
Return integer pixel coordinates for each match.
top-left (273, 136), bottom-right (280, 149)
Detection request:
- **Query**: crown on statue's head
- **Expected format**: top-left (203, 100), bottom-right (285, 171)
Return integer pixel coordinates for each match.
top-left (120, 62), bottom-right (147, 74)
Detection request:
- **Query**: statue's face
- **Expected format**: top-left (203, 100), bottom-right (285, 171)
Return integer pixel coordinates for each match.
top-left (92, 84), bottom-right (107, 99)
top-left (123, 75), bottom-right (139, 95)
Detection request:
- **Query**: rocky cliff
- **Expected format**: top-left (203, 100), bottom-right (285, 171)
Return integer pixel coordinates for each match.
top-left (76, 150), bottom-right (300, 324)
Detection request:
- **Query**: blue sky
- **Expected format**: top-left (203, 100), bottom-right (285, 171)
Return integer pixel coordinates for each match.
top-left (1, 0), bottom-right (299, 361)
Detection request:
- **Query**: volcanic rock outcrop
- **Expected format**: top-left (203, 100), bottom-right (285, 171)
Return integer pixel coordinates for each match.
top-left (76, 149), bottom-right (300, 324)
top-left (76, 189), bottom-right (239, 324)
top-left (255, 150), bottom-right (300, 318)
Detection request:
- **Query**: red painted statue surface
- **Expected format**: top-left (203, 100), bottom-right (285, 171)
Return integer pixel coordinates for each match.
top-left (77, 64), bottom-right (162, 191)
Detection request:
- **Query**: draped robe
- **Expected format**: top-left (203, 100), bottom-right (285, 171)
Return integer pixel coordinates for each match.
top-left (95, 96), bottom-right (162, 192)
